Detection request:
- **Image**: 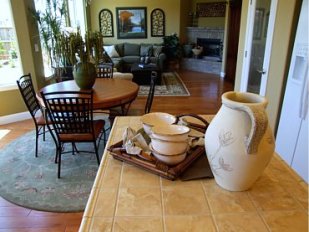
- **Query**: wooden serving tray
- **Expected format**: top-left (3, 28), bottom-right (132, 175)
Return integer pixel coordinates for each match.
top-left (108, 141), bottom-right (206, 180)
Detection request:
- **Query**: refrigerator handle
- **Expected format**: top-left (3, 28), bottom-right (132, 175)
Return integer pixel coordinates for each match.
top-left (299, 64), bottom-right (308, 120)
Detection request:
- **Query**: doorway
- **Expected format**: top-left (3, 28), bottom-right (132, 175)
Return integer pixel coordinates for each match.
top-left (225, 0), bottom-right (242, 83)
top-left (240, 0), bottom-right (278, 95)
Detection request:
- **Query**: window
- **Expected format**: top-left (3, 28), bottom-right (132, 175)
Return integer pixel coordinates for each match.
top-left (34, 0), bottom-right (86, 77)
top-left (0, 0), bottom-right (22, 89)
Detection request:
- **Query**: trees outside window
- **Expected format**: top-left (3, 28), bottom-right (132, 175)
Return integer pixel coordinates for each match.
top-left (33, 0), bottom-right (86, 77)
top-left (0, 0), bottom-right (22, 88)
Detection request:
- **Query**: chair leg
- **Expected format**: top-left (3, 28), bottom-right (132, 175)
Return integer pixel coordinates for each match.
top-left (35, 126), bottom-right (39, 158)
top-left (43, 125), bottom-right (46, 141)
top-left (93, 142), bottom-right (100, 165)
top-left (57, 146), bottom-right (62, 178)
top-left (98, 129), bottom-right (106, 147)
top-left (48, 125), bottom-right (58, 162)
top-left (72, 143), bottom-right (75, 156)
top-left (72, 142), bottom-right (79, 154)
top-left (55, 144), bottom-right (59, 163)
top-left (103, 130), bottom-right (107, 147)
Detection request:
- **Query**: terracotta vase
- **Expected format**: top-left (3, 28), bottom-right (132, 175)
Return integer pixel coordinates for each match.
top-left (205, 91), bottom-right (275, 191)
top-left (73, 62), bottom-right (96, 89)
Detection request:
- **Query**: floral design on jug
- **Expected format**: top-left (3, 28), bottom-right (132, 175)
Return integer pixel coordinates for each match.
top-left (208, 130), bottom-right (234, 176)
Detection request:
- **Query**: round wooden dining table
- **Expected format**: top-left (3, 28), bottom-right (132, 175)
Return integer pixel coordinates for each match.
top-left (39, 78), bottom-right (139, 110)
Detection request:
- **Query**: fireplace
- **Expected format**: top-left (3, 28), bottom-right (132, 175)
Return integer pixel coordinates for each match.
top-left (197, 38), bottom-right (222, 59)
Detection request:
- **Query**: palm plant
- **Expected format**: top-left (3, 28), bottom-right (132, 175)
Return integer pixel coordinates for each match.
top-left (31, 0), bottom-right (67, 68)
top-left (60, 30), bottom-right (104, 66)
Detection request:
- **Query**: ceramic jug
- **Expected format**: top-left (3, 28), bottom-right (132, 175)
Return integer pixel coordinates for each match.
top-left (205, 91), bottom-right (275, 191)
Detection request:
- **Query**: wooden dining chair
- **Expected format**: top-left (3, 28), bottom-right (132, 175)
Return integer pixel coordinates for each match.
top-left (96, 62), bottom-right (114, 78)
top-left (145, 71), bottom-right (158, 114)
top-left (16, 73), bottom-right (52, 157)
top-left (41, 90), bottom-right (105, 178)
top-left (95, 61), bottom-right (133, 127)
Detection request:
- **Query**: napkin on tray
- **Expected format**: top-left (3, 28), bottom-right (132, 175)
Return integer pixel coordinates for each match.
top-left (122, 126), bottom-right (214, 180)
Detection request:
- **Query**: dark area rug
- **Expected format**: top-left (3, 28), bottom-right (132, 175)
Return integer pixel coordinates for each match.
top-left (138, 72), bottom-right (190, 96)
top-left (0, 117), bottom-right (109, 212)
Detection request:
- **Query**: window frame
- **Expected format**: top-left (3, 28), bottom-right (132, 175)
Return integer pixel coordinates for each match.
top-left (0, 0), bottom-right (23, 91)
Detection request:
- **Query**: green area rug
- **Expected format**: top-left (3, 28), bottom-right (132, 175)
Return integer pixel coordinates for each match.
top-left (0, 119), bottom-right (109, 212)
top-left (138, 72), bottom-right (190, 96)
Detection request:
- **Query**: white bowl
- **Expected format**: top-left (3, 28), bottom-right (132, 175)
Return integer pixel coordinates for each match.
top-left (151, 137), bottom-right (188, 155)
top-left (141, 112), bottom-right (177, 135)
top-left (151, 124), bottom-right (190, 141)
top-left (192, 47), bottom-right (203, 56)
top-left (150, 144), bottom-right (187, 165)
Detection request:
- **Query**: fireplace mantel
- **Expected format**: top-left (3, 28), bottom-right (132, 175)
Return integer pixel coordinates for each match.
top-left (186, 27), bottom-right (224, 44)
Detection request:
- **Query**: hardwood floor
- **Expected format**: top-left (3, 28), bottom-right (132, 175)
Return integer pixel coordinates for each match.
top-left (0, 70), bottom-right (233, 231)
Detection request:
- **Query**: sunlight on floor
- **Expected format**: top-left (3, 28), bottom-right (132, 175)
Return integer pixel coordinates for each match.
top-left (0, 129), bottom-right (10, 140)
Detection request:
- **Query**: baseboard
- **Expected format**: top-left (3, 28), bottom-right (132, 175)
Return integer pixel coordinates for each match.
top-left (0, 111), bottom-right (31, 125)
top-left (220, 72), bottom-right (225, 78)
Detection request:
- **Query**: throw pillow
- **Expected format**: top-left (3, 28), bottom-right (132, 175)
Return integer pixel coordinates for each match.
top-left (153, 45), bottom-right (163, 57)
top-left (124, 43), bottom-right (140, 56)
top-left (103, 45), bottom-right (120, 58)
top-left (140, 44), bottom-right (153, 56)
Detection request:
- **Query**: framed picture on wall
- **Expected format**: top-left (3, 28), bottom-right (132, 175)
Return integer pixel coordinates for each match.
top-left (99, 9), bottom-right (114, 37)
top-left (116, 7), bottom-right (147, 39)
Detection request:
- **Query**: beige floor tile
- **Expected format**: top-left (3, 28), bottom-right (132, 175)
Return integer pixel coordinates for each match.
top-left (83, 187), bottom-right (100, 217)
top-left (106, 155), bottom-right (123, 167)
top-left (203, 182), bottom-right (256, 214)
top-left (248, 175), bottom-right (302, 211)
top-left (165, 215), bottom-right (216, 232)
top-left (265, 156), bottom-right (307, 187)
top-left (120, 165), bottom-right (160, 188)
top-left (272, 155), bottom-right (306, 182)
top-left (262, 210), bottom-right (308, 232)
top-left (100, 162), bottom-right (122, 189)
top-left (214, 212), bottom-right (268, 232)
top-left (113, 216), bottom-right (163, 232)
top-left (201, 179), bottom-right (218, 188)
top-left (93, 188), bottom-right (118, 217)
top-left (277, 178), bottom-right (308, 210)
top-left (90, 217), bottom-right (113, 232)
top-left (116, 187), bottom-right (161, 216)
top-left (161, 178), bottom-right (203, 188)
top-left (162, 185), bottom-right (210, 216)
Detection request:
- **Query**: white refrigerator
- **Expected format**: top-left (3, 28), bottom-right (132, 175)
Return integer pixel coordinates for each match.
top-left (276, 0), bottom-right (308, 183)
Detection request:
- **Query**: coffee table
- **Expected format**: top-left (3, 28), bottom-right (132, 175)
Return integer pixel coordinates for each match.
top-left (131, 63), bottom-right (161, 85)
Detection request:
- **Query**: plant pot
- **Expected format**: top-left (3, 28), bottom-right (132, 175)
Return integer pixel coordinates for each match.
top-left (183, 44), bottom-right (193, 58)
top-left (205, 91), bottom-right (275, 191)
top-left (73, 62), bottom-right (96, 89)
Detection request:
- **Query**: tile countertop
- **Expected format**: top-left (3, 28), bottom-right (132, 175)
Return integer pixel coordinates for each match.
top-left (79, 116), bottom-right (308, 232)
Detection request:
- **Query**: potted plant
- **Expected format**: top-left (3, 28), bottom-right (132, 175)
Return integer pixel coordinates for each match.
top-left (163, 33), bottom-right (182, 59)
top-left (31, 1), bottom-right (105, 88)
top-left (69, 30), bottom-right (105, 89)
top-left (162, 33), bottom-right (182, 70)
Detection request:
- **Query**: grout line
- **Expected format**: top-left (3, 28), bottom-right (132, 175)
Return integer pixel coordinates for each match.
top-left (246, 191), bottom-right (272, 232)
top-left (201, 181), bottom-right (219, 232)
top-left (111, 159), bottom-right (124, 231)
top-left (109, 117), bottom-right (123, 231)
top-left (159, 177), bottom-right (166, 232)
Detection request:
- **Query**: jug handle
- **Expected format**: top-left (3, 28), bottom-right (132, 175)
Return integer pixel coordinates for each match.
top-left (241, 105), bottom-right (268, 154)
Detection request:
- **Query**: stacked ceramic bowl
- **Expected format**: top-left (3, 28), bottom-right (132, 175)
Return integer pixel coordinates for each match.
top-left (141, 112), bottom-right (190, 165)
top-left (150, 124), bottom-right (190, 165)
top-left (141, 112), bottom-right (177, 135)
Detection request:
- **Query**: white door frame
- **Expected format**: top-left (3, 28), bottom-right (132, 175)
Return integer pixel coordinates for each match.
top-left (240, 0), bottom-right (278, 96)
